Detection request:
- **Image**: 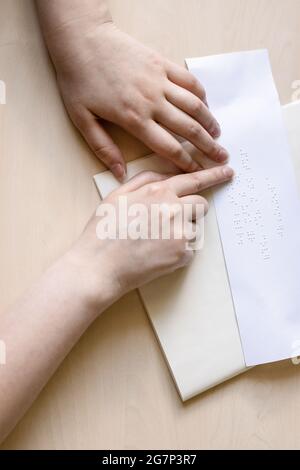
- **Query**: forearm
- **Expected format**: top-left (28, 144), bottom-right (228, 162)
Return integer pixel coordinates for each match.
top-left (35, 0), bottom-right (112, 66)
top-left (0, 249), bottom-right (115, 443)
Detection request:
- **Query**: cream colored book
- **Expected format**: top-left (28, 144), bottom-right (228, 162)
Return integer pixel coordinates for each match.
top-left (94, 101), bottom-right (300, 401)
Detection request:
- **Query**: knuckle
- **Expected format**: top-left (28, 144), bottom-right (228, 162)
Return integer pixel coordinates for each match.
top-left (146, 181), bottom-right (163, 196)
top-left (93, 144), bottom-right (115, 163)
top-left (187, 73), bottom-right (198, 89)
top-left (186, 158), bottom-right (198, 172)
top-left (140, 88), bottom-right (159, 106)
top-left (193, 79), bottom-right (206, 99)
top-left (149, 52), bottom-right (165, 70)
top-left (120, 95), bottom-right (132, 109)
top-left (70, 109), bottom-right (86, 130)
top-left (191, 99), bottom-right (204, 116)
top-left (168, 142), bottom-right (184, 160)
top-left (125, 108), bottom-right (144, 129)
top-left (215, 166), bottom-right (226, 179)
top-left (188, 75), bottom-right (206, 99)
top-left (198, 85), bottom-right (206, 100)
top-left (191, 174), bottom-right (203, 192)
top-left (187, 123), bottom-right (200, 140)
top-left (207, 141), bottom-right (219, 156)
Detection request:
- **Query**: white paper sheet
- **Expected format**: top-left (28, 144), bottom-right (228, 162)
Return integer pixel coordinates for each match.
top-left (94, 102), bottom-right (300, 398)
top-left (186, 50), bottom-right (300, 366)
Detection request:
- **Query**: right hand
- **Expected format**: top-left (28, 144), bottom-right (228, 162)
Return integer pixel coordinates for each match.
top-left (69, 165), bottom-right (234, 307)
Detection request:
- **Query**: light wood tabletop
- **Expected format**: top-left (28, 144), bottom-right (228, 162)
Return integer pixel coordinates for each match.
top-left (1, 0), bottom-right (300, 450)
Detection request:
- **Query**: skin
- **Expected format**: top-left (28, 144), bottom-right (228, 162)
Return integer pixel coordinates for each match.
top-left (35, 0), bottom-right (229, 180)
top-left (0, 165), bottom-right (234, 442)
top-left (0, 0), bottom-right (235, 444)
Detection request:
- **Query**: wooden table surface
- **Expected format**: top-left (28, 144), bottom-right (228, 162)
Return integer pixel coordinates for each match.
top-left (1, 0), bottom-right (300, 450)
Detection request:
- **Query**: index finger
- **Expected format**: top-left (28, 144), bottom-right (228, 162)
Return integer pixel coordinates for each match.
top-left (116, 170), bottom-right (174, 194)
top-left (167, 166), bottom-right (234, 197)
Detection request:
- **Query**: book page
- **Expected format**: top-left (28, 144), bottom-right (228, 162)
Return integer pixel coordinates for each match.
top-left (187, 50), bottom-right (300, 366)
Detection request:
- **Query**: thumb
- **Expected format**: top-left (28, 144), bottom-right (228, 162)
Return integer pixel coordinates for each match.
top-left (72, 111), bottom-right (126, 181)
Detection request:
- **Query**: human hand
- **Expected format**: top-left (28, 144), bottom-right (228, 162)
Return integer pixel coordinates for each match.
top-left (45, 21), bottom-right (228, 180)
top-left (68, 165), bottom-right (234, 308)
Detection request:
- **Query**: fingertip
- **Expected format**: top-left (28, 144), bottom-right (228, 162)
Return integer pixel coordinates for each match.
top-left (111, 163), bottom-right (126, 182)
top-left (210, 122), bottom-right (221, 138)
top-left (215, 147), bottom-right (230, 163)
top-left (221, 165), bottom-right (234, 178)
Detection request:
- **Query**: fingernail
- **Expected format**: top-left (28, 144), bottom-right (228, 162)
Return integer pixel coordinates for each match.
top-left (211, 122), bottom-right (221, 138)
top-left (216, 147), bottom-right (229, 163)
top-left (112, 163), bottom-right (126, 182)
top-left (222, 166), bottom-right (234, 178)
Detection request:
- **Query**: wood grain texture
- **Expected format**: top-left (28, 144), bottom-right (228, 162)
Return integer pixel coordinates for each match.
top-left (0, 0), bottom-right (300, 450)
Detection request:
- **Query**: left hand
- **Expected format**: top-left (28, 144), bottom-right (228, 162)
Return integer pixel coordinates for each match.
top-left (45, 21), bottom-right (228, 180)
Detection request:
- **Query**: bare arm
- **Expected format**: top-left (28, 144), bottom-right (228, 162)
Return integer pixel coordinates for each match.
top-left (0, 251), bottom-right (115, 443)
top-left (0, 165), bottom-right (233, 442)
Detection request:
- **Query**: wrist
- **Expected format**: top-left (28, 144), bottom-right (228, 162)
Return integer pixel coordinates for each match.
top-left (60, 243), bottom-right (123, 317)
top-left (36, 0), bottom-right (114, 69)
top-left (36, 0), bottom-right (112, 36)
